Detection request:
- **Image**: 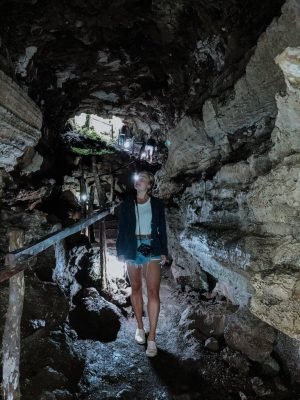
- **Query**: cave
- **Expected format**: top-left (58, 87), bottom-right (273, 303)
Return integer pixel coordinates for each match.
top-left (1, 0), bottom-right (300, 399)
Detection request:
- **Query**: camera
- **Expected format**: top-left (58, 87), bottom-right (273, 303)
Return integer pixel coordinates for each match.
top-left (137, 243), bottom-right (153, 256)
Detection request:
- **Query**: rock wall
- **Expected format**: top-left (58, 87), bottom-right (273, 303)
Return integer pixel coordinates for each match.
top-left (158, 0), bottom-right (300, 370)
top-left (0, 69), bottom-right (42, 171)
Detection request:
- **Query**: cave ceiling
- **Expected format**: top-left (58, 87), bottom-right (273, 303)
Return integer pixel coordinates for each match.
top-left (0, 0), bottom-right (284, 133)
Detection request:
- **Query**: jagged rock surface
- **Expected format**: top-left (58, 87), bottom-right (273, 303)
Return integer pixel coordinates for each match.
top-left (0, 0), bottom-right (284, 136)
top-left (0, 69), bottom-right (42, 171)
top-left (159, 0), bottom-right (300, 337)
top-left (154, 0), bottom-right (300, 378)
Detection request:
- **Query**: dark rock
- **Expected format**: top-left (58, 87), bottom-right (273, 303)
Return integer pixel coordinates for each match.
top-left (40, 390), bottom-right (73, 400)
top-left (204, 337), bottom-right (219, 352)
top-left (25, 366), bottom-right (69, 394)
top-left (250, 377), bottom-right (273, 397)
top-left (34, 246), bottom-right (56, 282)
top-left (224, 307), bottom-right (276, 363)
top-left (273, 377), bottom-right (288, 393)
top-left (116, 386), bottom-right (135, 399)
top-left (21, 329), bottom-right (83, 400)
top-left (259, 356), bottom-right (280, 377)
top-left (73, 246), bottom-right (102, 288)
top-left (21, 275), bottom-right (69, 337)
top-left (274, 331), bottom-right (300, 383)
top-left (220, 347), bottom-right (250, 375)
top-left (69, 287), bottom-right (121, 341)
top-left (179, 301), bottom-right (236, 338)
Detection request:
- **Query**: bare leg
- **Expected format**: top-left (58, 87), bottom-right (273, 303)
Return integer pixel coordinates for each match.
top-left (127, 263), bottom-right (144, 329)
top-left (143, 260), bottom-right (161, 341)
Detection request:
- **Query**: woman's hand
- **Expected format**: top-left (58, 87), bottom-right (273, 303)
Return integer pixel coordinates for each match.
top-left (160, 255), bottom-right (168, 265)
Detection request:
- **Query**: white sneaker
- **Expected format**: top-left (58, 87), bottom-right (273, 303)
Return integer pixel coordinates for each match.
top-left (146, 340), bottom-right (158, 357)
top-left (135, 328), bottom-right (146, 345)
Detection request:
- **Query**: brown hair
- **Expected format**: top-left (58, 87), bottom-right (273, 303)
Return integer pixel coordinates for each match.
top-left (138, 171), bottom-right (155, 191)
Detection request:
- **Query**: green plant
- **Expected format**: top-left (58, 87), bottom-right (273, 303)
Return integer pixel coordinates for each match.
top-left (71, 147), bottom-right (115, 156)
top-left (79, 126), bottom-right (117, 144)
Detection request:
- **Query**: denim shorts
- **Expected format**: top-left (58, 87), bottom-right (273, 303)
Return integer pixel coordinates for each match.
top-left (126, 239), bottom-right (161, 267)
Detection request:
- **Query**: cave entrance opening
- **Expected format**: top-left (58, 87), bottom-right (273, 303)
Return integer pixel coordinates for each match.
top-left (74, 112), bottom-right (123, 144)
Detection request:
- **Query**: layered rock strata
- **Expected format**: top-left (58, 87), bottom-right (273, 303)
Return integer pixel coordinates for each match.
top-left (0, 69), bottom-right (42, 171)
top-left (158, 0), bottom-right (300, 346)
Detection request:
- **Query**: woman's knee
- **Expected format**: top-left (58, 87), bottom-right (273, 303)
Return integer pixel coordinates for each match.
top-left (131, 281), bottom-right (142, 294)
top-left (147, 287), bottom-right (160, 301)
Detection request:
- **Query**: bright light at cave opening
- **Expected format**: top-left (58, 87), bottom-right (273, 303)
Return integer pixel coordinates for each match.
top-left (75, 113), bottom-right (123, 136)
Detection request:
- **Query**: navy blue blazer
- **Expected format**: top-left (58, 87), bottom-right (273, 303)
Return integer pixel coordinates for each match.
top-left (116, 195), bottom-right (168, 259)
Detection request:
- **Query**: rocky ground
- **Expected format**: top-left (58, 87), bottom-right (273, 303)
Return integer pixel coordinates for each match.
top-left (70, 266), bottom-right (300, 400)
top-left (1, 241), bottom-right (300, 400)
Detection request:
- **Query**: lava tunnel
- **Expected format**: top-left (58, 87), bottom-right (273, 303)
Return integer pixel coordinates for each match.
top-left (1, 0), bottom-right (300, 399)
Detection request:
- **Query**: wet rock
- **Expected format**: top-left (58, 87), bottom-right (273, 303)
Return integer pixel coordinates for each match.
top-left (35, 246), bottom-right (56, 282)
top-left (116, 386), bottom-right (135, 399)
top-left (40, 390), bottom-right (73, 400)
top-left (171, 249), bottom-right (209, 291)
top-left (224, 307), bottom-right (276, 362)
top-left (69, 287), bottom-right (121, 341)
top-left (27, 366), bottom-right (68, 394)
top-left (220, 347), bottom-right (250, 375)
top-left (273, 377), bottom-right (288, 393)
top-left (274, 331), bottom-right (300, 383)
top-left (204, 337), bottom-right (219, 352)
top-left (239, 392), bottom-right (247, 400)
top-left (21, 275), bottom-right (69, 337)
top-left (69, 245), bottom-right (102, 289)
top-left (250, 377), bottom-right (273, 397)
top-left (259, 356), bottom-right (280, 377)
top-left (21, 329), bottom-right (83, 400)
top-left (179, 301), bottom-right (236, 339)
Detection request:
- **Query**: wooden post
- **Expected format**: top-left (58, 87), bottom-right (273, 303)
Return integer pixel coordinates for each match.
top-left (91, 157), bottom-right (107, 289)
top-left (2, 229), bottom-right (25, 400)
top-left (92, 156), bottom-right (105, 207)
top-left (80, 163), bottom-right (87, 220)
top-left (109, 166), bottom-right (114, 204)
top-left (99, 221), bottom-right (107, 289)
top-left (88, 185), bottom-right (95, 243)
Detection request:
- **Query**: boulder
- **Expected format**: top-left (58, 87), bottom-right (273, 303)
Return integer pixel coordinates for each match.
top-left (69, 287), bottom-right (121, 341)
top-left (274, 331), bottom-right (300, 383)
top-left (224, 307), bottom-right (276, 362)
top-left (179, 301), bottom-right (236, 338)
top-left (21, 275), bottom-right (69, 337)
top-left (204, 337), bottom-right (219, 352)
top-left (21, 329), bottom-right (83, 400)
top-left (220, 347), bottom-right (250, 375)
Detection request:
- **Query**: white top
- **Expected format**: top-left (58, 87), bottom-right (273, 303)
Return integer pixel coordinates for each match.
top-left (135, 198), bottom-right (152, 235)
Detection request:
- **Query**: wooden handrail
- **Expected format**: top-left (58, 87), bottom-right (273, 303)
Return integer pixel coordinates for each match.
top-left (1, 203), bottom-right (119, 283)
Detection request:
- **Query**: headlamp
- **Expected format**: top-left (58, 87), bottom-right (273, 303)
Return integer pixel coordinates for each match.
top-left (81, 193), bottom-right (88, 201)
top-left (133, 173), bottom-right (139, 182)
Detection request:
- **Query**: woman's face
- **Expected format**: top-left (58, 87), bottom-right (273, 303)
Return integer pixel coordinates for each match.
top-left (134, 173), bottom-right (151, 192)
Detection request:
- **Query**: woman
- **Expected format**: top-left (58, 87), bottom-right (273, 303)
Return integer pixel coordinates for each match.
top-left (116, 171), bottom-right (168, 357)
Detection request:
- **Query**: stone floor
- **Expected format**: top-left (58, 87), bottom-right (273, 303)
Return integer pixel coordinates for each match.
top-left (72, 268), bottom-right (300, 400)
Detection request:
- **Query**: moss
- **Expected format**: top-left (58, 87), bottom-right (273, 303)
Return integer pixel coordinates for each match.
top-left (71, 147), bottom-right (115, 156)
top-left (79, 127), bottom-right (116, 145)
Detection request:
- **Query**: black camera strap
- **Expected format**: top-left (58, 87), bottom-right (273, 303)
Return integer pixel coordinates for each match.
top-left (134, 198), bottom-right (142, 238)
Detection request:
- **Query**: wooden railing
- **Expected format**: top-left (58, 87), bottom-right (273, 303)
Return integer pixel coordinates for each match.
top-left (1, 202), bottom-right (119, 400)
